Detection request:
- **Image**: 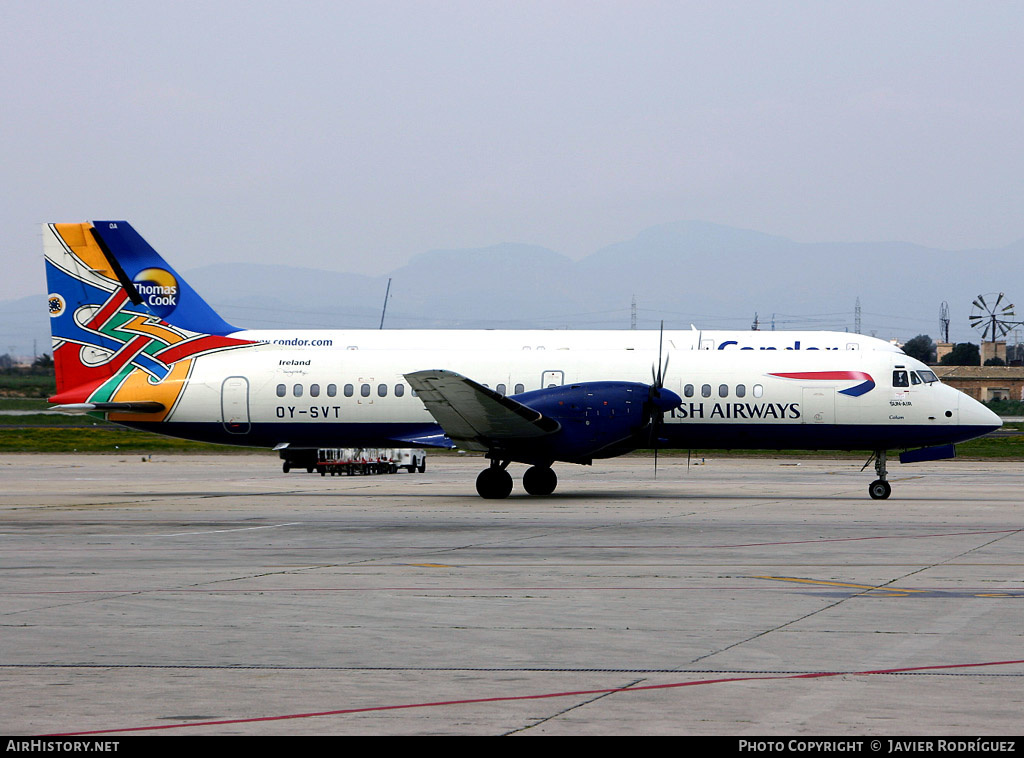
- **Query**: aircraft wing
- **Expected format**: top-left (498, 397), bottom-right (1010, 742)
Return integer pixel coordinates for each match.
top-left (404, 370), bottom-right (560, 452)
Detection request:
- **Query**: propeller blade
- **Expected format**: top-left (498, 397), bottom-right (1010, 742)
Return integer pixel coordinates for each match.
top-left (647, 320), bottom-right (677, 480)
top-left (653, 320), bottom-right (666, 388)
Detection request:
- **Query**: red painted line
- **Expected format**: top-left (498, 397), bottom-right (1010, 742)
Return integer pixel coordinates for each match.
top-left (47, 658), bottom-right (1024, 736)
top-left (769, 371), bottom-right (872, 382)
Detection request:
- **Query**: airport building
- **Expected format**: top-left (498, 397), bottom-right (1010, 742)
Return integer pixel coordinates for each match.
top-left (934, 365), bottom-right (1024, 402)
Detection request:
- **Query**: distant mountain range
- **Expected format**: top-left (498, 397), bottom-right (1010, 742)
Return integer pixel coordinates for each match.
top-left (7, 220), bottom-right (1023, 359)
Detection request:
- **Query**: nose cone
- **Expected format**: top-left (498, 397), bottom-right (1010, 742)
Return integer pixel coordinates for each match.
top-left (959, 393), bottom-right (1003, 434)
top-left (653, 387), bottom-right (682, 412)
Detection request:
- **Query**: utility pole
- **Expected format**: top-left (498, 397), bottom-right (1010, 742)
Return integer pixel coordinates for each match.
top-left (630, 295), bottom-right (637, 330)
top-left (855, 297), bottom-right (862, 334)
top-left (379, 278), bottom-right (392, 330)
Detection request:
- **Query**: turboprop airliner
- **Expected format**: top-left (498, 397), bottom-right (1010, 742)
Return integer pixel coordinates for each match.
top-left (43, 222), bottom-right (1001, 500)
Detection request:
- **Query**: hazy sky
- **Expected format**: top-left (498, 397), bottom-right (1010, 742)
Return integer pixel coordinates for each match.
top-left (3, 1), bottom-right (1023, 302)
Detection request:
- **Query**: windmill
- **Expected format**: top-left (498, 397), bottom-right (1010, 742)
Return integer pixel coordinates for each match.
top-left (970, 293), bottom-right (1023, 364)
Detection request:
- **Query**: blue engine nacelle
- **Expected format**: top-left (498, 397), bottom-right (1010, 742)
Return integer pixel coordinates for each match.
top-left (503, 381), bottom-right (682, 464)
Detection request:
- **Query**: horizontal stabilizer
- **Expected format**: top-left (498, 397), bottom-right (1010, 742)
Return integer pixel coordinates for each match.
top-left (404, 369), bottom-right (560, 451)
top-left (52, 402), bottom-right (167, 414)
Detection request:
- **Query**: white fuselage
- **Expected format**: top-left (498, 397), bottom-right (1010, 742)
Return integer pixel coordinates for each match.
top-left (136, 343), bottom-right (996, 455)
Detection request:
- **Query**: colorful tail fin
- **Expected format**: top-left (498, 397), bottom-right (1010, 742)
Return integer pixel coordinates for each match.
top-left (44, 223), bottom-right (249, 409)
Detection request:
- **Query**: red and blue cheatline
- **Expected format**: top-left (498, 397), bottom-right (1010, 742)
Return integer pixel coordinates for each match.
top-left (767, 371), bottom-right (875, 397)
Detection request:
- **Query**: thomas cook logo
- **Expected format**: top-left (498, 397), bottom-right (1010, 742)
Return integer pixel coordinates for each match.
top-left (132, 267), bottom-right (179, 318)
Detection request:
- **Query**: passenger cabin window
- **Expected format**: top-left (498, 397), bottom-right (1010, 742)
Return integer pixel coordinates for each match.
top-left (514, 383), bottom-right (525, 394)
top-left (701, 384), bottom-right (712, 398)
top-left (377, 384), bottom-right (388, 397)
top-left (293, 384), bottom-right (303, 397)
top-left (496, 384), bottom-right (506, 395)
top-left (327, 384), bottom-right (337, 397)
top-left (310, 384), bottom-right (320, 398)
top-left (360, 384), bottom-right (370, 397)
top-left (736, 384), bottom-right (746, 398)
top-left (395, 384), bottom-right (405, 397)
top-left (753, 384), bottom-right (764, 398)
top-left (719, 384), bottom-right (729, 398)
top-left (893, 370), bottom-right (910, 388)
top-left (276, 384), bottom-right (286, 398)
top-left (684, 384), bottom-right (694, 398)
top-left (344, 384), bottom-right (354, 397)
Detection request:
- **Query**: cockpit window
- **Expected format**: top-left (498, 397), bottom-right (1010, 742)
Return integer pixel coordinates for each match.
top-left (892, 370), bottom-right (909, 388)
top-left (917, 370), bottom-right (938, 384)
top-left (910, 372), bottom-right (922, 385)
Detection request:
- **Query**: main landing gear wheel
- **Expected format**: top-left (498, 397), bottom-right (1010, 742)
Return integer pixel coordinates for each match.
top-left (476, 467), bottom-right (513, 499)
top-left (522, 465), bottom-right (557, 496)
top-left (869, 480), bottom-right (892, 500)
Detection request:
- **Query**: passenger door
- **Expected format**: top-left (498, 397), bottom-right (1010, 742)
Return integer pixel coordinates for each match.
top-left (221, 376), bottom-right (251, 434)
top-left (801, 386), bottom-right (835, 424)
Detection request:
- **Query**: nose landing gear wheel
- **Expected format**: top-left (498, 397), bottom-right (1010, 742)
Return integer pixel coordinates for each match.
top-left (869, 479), bottom-right (892, 500)
top-left (864, 450), bottom-right (892, 499)
top-left (523, 465), bottom-right (557, 496)
top-left (476, 467), bottom-right (513, 499)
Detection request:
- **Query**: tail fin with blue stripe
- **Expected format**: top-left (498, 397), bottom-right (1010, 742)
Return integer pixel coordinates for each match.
top-left (88, 221), bottom-right (239, 336)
